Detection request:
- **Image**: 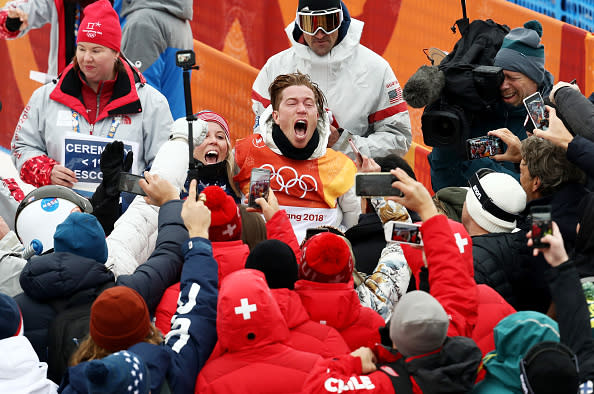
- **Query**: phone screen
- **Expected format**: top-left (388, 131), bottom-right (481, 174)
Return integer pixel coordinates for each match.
top-left (118, 172), bottom-right (147, 196)
top-left (523, 92), bottom-right (549, 130)
top-left (384, 221), bottom-right (423, 246)
top-left (530, 205), bottom-right (552, 248)
top-left (355, 173), bottom-right (402, 197)
top-left (466, 136), bottom-right (504, 160)
top-left (248, 168), bottom-right (271, 208)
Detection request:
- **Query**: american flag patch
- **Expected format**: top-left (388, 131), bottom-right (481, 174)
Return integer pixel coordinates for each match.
top-left (388, 88), bottom-right (402, 104)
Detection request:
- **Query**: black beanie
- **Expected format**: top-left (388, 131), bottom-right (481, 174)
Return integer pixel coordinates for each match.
top-left (521, 341), bottom-right (579, 394)
top-left (298, 0), bottom-right (341, 12)
top-left (245, 240), bottom-right (299, 289)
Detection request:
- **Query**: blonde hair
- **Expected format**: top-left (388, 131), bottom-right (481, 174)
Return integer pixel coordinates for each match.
top-left (70, 324), bottom-right (163, 366)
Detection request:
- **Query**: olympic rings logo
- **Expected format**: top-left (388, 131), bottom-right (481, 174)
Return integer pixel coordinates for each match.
top-left (260, 164), bottom-right (318, 198)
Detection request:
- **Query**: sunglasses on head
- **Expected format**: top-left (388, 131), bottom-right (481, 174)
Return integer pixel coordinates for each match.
top-left (296, 8), bottom-right (343, 36)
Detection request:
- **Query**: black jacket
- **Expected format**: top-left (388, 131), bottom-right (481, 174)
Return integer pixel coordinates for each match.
top-left (546, 261), bottom-right (594, 384)
top-left (473, 231), bottom-right (551, 312)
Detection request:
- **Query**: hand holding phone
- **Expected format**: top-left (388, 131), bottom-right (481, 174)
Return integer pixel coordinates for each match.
top-left (118, 172), bottom-right (147, 196)
top-left (384, 221), bottom-right (423, 247)
top-left (348, 138), bottom-right (363, 164)
top-left (523, 92), bottom-right (549, 130)
top-left (355, 173), bottom-right (403, 197)
top-left (466, 136), bottom-right (504, 160)
top-left (530, 205), bottom-right (552, 248)
top-left (248, 168), bottom-right (271, 208)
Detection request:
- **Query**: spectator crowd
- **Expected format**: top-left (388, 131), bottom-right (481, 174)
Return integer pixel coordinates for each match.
top-left (2, 0), bottom-right (594, 393)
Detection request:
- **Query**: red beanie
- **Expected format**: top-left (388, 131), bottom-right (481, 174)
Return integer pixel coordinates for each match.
top-left (77, 0), bottom-right (121, 53)
top-left (299, 232), bottom-right (353, 283)
top-left (90, 287), bottom-right (151, 352)
top-left (201, 185), bottom-right (242, 242)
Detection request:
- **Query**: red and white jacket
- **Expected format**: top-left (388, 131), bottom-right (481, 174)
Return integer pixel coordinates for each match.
top-left (196, 269), bottom-right (322, 394)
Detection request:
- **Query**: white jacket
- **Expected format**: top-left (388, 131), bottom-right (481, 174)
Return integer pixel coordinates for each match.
top-left (0, 336), bottom-right (58, 394)
top-left (252, 17), bottom-right (411, 160)
top-left (0, 231), bottom-right (26, 297)
top-left (10, 62), bottom-right (172, 181)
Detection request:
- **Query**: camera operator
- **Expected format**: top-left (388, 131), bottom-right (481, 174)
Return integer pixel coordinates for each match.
top-left (428, 20), bottom-right (554, 192)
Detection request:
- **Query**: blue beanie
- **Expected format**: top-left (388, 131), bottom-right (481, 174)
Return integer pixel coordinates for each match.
top-left (494, 20), bottom-right (545, 85)
top-left (53, 212), bottom-right (108, 263)
top-left (65, 350), bottom-right (150, 394)
top-left (0, 293), bottom-right (23, 339)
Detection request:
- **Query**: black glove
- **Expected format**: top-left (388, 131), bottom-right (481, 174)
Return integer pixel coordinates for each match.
top-left (90, 141), bottom-right (134, 235)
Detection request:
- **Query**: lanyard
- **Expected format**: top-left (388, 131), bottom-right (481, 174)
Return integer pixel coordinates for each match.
top-left (71, 111), bottom-right (121, 138)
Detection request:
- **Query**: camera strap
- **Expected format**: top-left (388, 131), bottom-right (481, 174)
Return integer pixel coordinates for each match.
top-left (468, 169), bottom-right (518, 223)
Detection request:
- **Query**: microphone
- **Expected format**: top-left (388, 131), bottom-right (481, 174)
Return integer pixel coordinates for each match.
top-left (403, 65), bottom-right (446, 108)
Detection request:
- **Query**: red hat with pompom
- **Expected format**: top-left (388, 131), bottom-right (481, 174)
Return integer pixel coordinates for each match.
top-left (201, 185), bottom-right (242, 242)
top-left (299, 232), bottom-right (353, 283)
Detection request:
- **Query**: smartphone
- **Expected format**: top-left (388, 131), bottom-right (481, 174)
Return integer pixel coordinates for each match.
top-left (118, 172), bottom-right (147, 196)
top-left (530, 205), bottom-right (552, 248)
top-left (348, 138), bottom-right (363, 163)
top-left (384, 221), bottom-right (423, 247)
top-left (523, 91), bottom-right (549, 130)
top-left (466, 136), bottom-right (504, 160)
top-left (248, 168), bottom-right (271, 208)
top-left (355, 173), bottom-right (403, 197)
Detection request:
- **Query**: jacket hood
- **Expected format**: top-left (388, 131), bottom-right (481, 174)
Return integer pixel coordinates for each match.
top-left (119, 0), bottom-right (192, 20)
top-left (0, 336), bottom-right (58, 394)
top-left (479, 311), bottom-right (560, 391)
top-left (291, 1), bottom-right (352, 47)
top-left (256, 105), bottom-right (331, 159)
top-left (408, 336), bottom-right (482, 393)
top-left (271, 288), bottom-right (310, 329)
top-left (294, 279), bottom-right (361, 329)
top-left (217, 269), bottom-right (290, 353)
top-left (19, 252), bottom-right (115, 301)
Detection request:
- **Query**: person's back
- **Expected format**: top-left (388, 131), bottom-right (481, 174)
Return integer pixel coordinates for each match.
top-left (294, 232), bottom-right (385, 350)
top-left (251, 0), bottom-right (411, 160)
top-left (473, 311), bottom-right (561, 393)
top-left (120, 0), bottom-right (193, 119)
top-left (196, 269), bottom-right (322, 393)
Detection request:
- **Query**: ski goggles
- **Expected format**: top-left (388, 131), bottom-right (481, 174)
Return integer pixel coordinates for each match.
top-left (296, 8), bottom-right (343, 36)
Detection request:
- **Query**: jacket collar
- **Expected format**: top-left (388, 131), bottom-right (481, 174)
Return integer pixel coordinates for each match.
top-left (49, 58), bottom-right (144, 123)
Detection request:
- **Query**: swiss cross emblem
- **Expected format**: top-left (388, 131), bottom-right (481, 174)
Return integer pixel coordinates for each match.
top-left (234, 298), bottom-right (257, 320)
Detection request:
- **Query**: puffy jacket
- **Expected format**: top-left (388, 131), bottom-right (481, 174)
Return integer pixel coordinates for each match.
top-left (271, 288), bottom-right (350, 358)
top-left (302, 335), bottom-right (481, 394)
top-left (196, 269), bottom-right (322, 393)
top-left (154, 208), bottom-right (300, 335)
top-left (473, 311), bottom-right (561, 393)
top-left (120, 0), bottom-right (193, 119)
top-left (294, 278), bottom-right (385, 351)
top-left (472, 231), bottom-right (529, 308)
top-left (0, 336), bottom-right (58, 394)
top-left (61, 235), bottom-right (218, 394)
top-left (11, 57), bottom-right (171, 187)
top-left (252, 3), bottom-right (411, 161)
top-left (116, 200), bottom-right (189, 314)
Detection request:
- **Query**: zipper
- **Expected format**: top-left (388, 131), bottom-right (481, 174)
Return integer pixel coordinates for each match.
top-left (91, 81), bottom-right (103, 135)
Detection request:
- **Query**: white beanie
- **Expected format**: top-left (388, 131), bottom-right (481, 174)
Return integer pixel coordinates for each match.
top-left (465, 170), bottom-right (527, 233)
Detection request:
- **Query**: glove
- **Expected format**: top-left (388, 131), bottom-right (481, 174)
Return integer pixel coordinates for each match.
top-left (169, 117), bottom-right (209, 147)
top-left (90, 141), bottom-right (133, 235)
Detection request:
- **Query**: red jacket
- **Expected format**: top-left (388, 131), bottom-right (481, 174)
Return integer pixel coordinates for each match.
top-left (155, 209), bottom-right (299, 335)
top-left (294, 279), bottom-right (385, 351)
top-left (196, 270), bottom-right (322, 393)
top-left (271, 288), bottom-right (350, 358)
top-left (401, 215), bottom-right (515, 355)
